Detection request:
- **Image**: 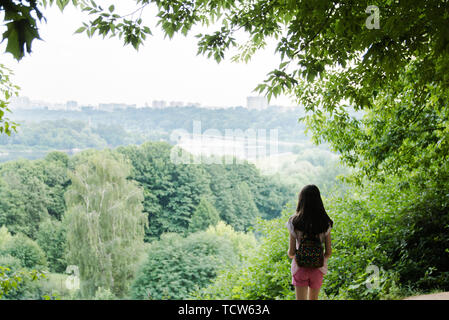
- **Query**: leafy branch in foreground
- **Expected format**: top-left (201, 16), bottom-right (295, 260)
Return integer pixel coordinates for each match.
top-left (0, 266), bottom-right (46, 299)
top-left (0, 64), bottom-right (19, 136)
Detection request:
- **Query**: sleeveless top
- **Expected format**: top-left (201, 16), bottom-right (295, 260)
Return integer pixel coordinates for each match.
top-left (286, 215), bottom-right (332, 275)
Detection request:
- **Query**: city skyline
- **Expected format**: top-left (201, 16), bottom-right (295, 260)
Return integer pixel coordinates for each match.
top-left (9, 94), bottom-right (296, 111)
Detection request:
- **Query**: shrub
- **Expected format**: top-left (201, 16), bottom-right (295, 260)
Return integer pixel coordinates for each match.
top-left (0, 233), bottom-right (47, 269)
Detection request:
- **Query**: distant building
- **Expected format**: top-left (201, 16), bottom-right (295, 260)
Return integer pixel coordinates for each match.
top-left (9, 96), bottom-right (31, 109)
top-left (50, 103), bottom-right (67, 110)
top-left (81, 106), bottom-right (94, 112)
top-left (9, 96), bottom-right (48, 110)
top-left (152, 100), bottom-right (166, 108)
top-left (66, 100), bottom-right (79, 111)
top-left (246, 96), bottom-right (268, 110)
top-left (169, 101), bottom-right (184, 107)
top-left (185, 102), bottom-right (201, 108)
top-left (98, 103), bottom-right (135, 111)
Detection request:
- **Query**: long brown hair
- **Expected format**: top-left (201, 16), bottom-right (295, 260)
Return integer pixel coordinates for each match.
top-left (292, 184), bottom-right (333, 235)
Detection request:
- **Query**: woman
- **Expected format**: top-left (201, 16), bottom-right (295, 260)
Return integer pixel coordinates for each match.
top-left (286, 184), bottom-right (333, 300)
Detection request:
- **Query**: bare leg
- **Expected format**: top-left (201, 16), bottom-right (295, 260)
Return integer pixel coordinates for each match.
top-left (308, 287), bottom-right (320, 300)
top-left (295, 286), bottom-right (308, 300)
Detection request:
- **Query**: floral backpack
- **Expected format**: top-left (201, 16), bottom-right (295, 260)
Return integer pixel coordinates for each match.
top-left (295, 232), bottom-right (324, 268)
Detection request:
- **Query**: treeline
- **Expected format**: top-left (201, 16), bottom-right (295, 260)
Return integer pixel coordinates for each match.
top-left (0, 120), bottom-right (163, 160)
top-left (0, 141), bottom-right (295, 299)
top-left (9, 106), bottom-right (309, 142)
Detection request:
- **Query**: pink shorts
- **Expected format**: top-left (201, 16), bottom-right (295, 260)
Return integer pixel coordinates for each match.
top-left (292, 267), bottom-right (324, 289)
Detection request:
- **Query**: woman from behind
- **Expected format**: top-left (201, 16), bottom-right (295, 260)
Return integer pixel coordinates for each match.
top-left (286, 184), bottom-right (333, 300)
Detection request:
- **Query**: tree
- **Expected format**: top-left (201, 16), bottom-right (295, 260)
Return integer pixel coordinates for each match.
top-left (36, 219), bottom-right (67, 273)
top-left (0, 159), bottom-right (51, 238)
top-left (41, 151), bottom-right (71, 221)
top-left (229, 182), bottom-right (259, 232)
top-left (63, 150), bottom-right (148, 298)
top-left (188, 197), bottom-right (220, 233)
top-left (0, 155), bottom-right (70, 237)
top-left (117, 142), bottom-right (211, 241)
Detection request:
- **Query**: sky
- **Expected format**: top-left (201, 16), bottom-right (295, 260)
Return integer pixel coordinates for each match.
top-left (1, 3), bottom-right (297, 108)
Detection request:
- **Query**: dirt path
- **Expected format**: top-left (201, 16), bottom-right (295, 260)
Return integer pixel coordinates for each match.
top-left (403, 292), bottom-right (449, 300)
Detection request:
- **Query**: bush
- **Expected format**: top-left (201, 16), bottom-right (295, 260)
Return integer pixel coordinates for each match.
top-left (204, 221), bottom-right (257, 261)
top-left (0, 233), bottom-right (47, 269)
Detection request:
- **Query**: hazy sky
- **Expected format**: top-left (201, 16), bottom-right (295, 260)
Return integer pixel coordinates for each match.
top-left (1, 3), bottom-right (296, 108)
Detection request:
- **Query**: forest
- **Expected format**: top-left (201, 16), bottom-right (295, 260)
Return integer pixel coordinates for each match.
top-left (1, 0), bottom-right (449, 300)
top-left (0, 142), bottom-right (297, 299)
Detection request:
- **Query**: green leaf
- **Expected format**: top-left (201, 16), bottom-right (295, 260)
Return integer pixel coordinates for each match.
top-left (74, 26), bottom-right (86, 34)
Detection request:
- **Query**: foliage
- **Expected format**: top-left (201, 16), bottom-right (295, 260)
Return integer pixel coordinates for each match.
top-left (117, 141), bottom-right (292, 239)
top-left (130, 231), bottom-right (239, 300)
top-left (37, 272), bottom-right (72, 300)
top-left (188, 197), bottom-right (220, 233)
top-left (202, 161), bottom-right (294, 224)
top-left (204, 221), bottom-right (257, 262)
top-left (36, 219), bottom-right (67, 273)
top-left (0, 119), bottom-right (107, 149)
top-left (0, 254), bottom-right (22, 270)
top-left (0, 226), bottom-right (13, 247)
top-left (0, 153), bottom-right (69, 237)
top-left (196, 207), bottom-right (295, 300)
top-left (0, 233), bottom-right (47, 269)
top-left (64, 150), bottom-right (148, 298)
top-left (199, 175), bottom-right (449, 300)
top-left (0, 64), bottom-right (19, 136)
top-left (117, 142), bottom-right (211, 241)
top-left (0, 227), bottom-right (48, 299)
top-left (227, 181), bottom-right (260, 232)
top-left (93, 287), bottom-right (117, 300)
top-left (0, 266), bottom-right (46, 299)
top-left (0, 160), bottom-right (50, 238)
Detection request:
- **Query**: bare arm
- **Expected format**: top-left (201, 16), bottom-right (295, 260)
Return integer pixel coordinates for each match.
top-left (288, 234), bottom-right (296, 259)
top-left (324, 231), bottom-right (332, 259)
